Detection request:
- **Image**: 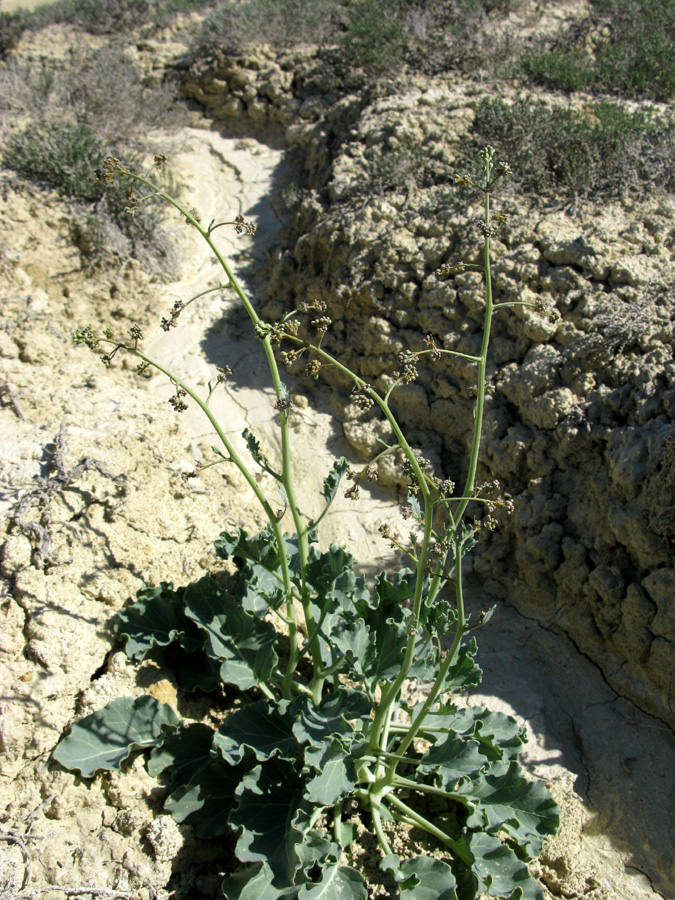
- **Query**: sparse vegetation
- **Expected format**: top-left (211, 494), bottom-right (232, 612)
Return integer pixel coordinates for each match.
top-left (519, 0), bottom-right (675, 101)
top-left (470, 96), bottom-right (675, 200)
top-left (1, 46), bottom-right (185, 275)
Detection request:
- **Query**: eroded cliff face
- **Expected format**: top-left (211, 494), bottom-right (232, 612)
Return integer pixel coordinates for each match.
top-left (182, 46), bottom-right (675, 729)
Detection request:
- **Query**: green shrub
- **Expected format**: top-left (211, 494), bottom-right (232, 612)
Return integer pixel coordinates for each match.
top-left (0, 11), bottom-right (25, 57)
top-left (471, 96), bottom-right (675, 200)
top-left (196, 0), bottom-right (348, 52)
top-left (519, 0), bottom-right (675, 101)
top-left (343, 0), bottom-right (406, 73)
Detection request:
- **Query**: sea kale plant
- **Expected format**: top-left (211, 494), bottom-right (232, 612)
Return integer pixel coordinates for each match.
top-left (54, 147), bottom-right (559, 899)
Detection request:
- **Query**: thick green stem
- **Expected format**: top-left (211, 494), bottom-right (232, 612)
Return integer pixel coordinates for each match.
top-left (386, 794), bottom-right (471, 866)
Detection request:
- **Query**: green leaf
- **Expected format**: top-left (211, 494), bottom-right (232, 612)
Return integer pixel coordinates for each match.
top-left (309, 458), bottom-right (350, 528)
top-left (183, 577), bottom-right (278, 690)
top-left (231, 759), bottom-right (308, 886)
top-left (459, 762), bottom-right (560, 857)
top-left (417, 733), bottom-right (486, 786)
top-left (297, 864), bottom-right (367, 900)
top-left (53, 696), bottom-right (180, 778)
top-left (304, 740), bottom-right (357, 806)
top-left (292, 690), bottom-right (370, 747)
top-left (116, 583), bottom-right (198, 660)
top-left (163, 642), bottom-right (222, 692)
top-left (398, 857), bottom-right (458, 900)
top-left (463, 831), bottom-right (544, 900)
top-left (305, 546), bottom-right (369, 613)
top-left (243, 428), bottom-right (281, 480)
top-left (166, 756), bottom-right (246, 838)
top-left (238, 563), bottom-right (285, 613)
top-left (214, 700), bottom-right (296, 764)
top-left (438, 638), bottom-right (483, 693)
top-left (147, 721), bottom-right (215, 785)
top-left (295, 829), bottom-right (339, 872)
top-left (221, 863), bottom-right (295, 900)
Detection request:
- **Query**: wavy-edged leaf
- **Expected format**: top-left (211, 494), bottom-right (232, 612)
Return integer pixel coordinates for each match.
top-left (238, 563), bottom-right (285, 613)
top-left (292, 690), bottom-right (370, 747)
top-left (116, 583), bottom-right (198, 660)
top-left (166, 756), bottom-right (248, 838)
top-left (437, 638), bottom-right (482, 693)
top-left (417, 733), bottom-right (486, 786)
top-left (147, 721), bottom-right (215, 785)
top-left (399, 857), bottom-right (458, 900)
top-left (416, 706), bottom-right (525, 762)
top-left (231, 759), bottom-right (308, 886)
top-left (53, 696), bottom-right (180, 777)
top-left (214, 700), bottom-right (296, 764)
top-left (295, 829), bottom-right (339, 873)
top-left (221, 862), bottom-right (296, 900)
top-left (463, 831), bottom-right (544, 900)
top-left (163, 643), bottom-right (222, 692)
top-left (183, 577), bottom-right (277, 690)
top-left (297, 864), bottom-right (367, 900)
top-left (304, 740), bottom-right (357, 806)
top-left (458, 761), bottom-right (560, 857)
top-left (305, 546), bottom-right (368, 613)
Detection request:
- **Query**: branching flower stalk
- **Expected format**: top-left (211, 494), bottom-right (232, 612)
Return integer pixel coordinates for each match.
top-left (58, 148), bottom-right (559, 900)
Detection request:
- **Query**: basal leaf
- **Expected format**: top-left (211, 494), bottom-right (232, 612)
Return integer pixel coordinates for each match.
top-left (297, 864), bottom-right (367, 900)
top-left (238, 563), bottom-right (285, 613)
top-left (116, 583), bottom-right (198, 660)
top-left (398, 857), bottom-right (458, 900)
top-left (166, 756), bottom-right (248, 838)
top-left (53, 696), bottom-right (180, 778)
top-left (163, 643), bottom-right (222, 692)
top-left (463, 831), bottom-right (544, 900)
top-left (147, 721), bottom-right (215, 785)
top-left (221, 862), bottom-right (295, 900)
top-left (417, 733), bottom-right (486, 786)
top-left (459, 762), bottom-right (560, 857)
top-left (295, 829), bottom-right (339, 872)
top-left (231, 759), bottom-right (308, 886)
top-left (215, 525), bottom-right (282, 572)
top-left (304, 740), bottom-right (357, 806)
top-left (437, 638), bottom-right (483, 693)
top-left (305, 546), bottom-right (368, 613)
top-left (292, 690), bottom-right (370, 747)
top-left (183, 577), bottom-right (278, 690)
top-left (214, 700), bottom-right (296, 764)
top-left (472, 710), bottom-right (526, 762)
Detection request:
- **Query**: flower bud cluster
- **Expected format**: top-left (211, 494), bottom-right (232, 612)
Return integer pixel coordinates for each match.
top-left (350, 384), bottom-right (373, 410)
top-left (161, 300), bottom-right (185, 332)
top-left (216, 365), bottom-right (232, 384)
top-left (424, 334), bottom-right (441, 361)
top-left (168, 387), bottom-right (188, 412)
top-left (378, 522), bottom-right (400, 548)
top-left (275, 397), bottom-right (292, 412)
top-left (234, 214), bottom-right (257, 236)
top-left (298, 299), bottom-right (327, 314)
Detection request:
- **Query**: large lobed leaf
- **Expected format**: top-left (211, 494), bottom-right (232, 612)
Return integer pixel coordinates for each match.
top-left (53, 695), bottom-right (180, 777)
top-left (214, 700), bottom-right (296, 765)
top-left (230, 759), bottom-right (308, 886)
top-left (183, 576), bottom-right (278, 690)
top-left (458, 761), bottom-right (560, 858)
